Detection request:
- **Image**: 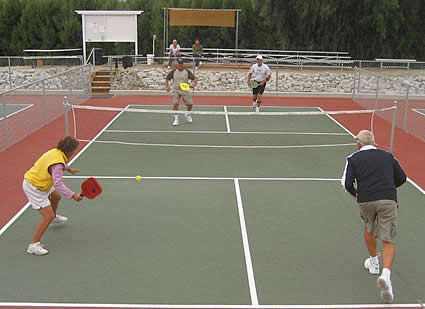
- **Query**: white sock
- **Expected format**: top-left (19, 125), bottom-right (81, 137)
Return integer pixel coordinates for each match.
top-left (370, 255), bottom-right (379, 264)
top-left (382, 268), bottom-right (391, 279)
top-left (174, 114), bottom-right (179, 120)
top-left (253, 101), bottom-right (257, 107)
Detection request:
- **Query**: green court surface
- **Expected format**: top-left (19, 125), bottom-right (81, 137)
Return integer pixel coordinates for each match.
top-left (1, 105), bottom-right (424, 307)
top-left (0, 103), bottom-right (32, 119)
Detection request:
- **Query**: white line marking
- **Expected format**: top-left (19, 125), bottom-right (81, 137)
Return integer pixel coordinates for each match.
top-left (412, 108), bottom-right (425, 116)
top-left (0, 301), bottom-right (419, 308)
top-left (317, 107), bottom-right (355, 137)
top-left (0, 104), bottom-right (34, 120)
top-left (224, 106), bottom-right (231, 132)
top-left (104, 130), bottom-right (350, 136)
top-left (0, 202), bottom-right (31, 237)
top-left (234, 178), bottom-right (258, 305)
top-left (63, 176), bottom-right (342, 181)
top-left (79, 140), bottom-right (356, 149)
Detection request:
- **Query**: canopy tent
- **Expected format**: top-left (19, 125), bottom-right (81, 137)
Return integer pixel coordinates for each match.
top-left (163, 8), bottom-right (241, 55)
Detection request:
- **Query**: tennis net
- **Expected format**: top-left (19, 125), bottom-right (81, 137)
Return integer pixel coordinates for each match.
top-left (67, 104), bottom-right (398, 152)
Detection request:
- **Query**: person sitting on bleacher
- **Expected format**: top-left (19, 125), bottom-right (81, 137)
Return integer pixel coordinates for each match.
top-left (168, 39), bottom-right (181, 69)
top-left (192, 39), bottom-right (203, 69)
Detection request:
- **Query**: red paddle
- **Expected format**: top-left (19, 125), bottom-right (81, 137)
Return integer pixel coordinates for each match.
top-left (81, 177), bottom-right (102, 199)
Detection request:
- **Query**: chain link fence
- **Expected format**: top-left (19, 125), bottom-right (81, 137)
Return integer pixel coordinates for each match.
top-left (0, 64), bottom-right (91, 151)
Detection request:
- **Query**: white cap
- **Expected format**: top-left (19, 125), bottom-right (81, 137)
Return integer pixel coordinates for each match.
top-left (256, 55), bottom-right (263, 60)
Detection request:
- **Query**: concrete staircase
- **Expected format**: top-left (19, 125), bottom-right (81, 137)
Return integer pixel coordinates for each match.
top-left (91, 71), bottom-right (111, 96)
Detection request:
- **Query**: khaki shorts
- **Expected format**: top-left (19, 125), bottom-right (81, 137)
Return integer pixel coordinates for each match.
top-left (359, 199), bottom-right (397, 242)
top-left (22, 179), bottom-right (55, 210)
top-left (172, 90), bottom-right (192, 106)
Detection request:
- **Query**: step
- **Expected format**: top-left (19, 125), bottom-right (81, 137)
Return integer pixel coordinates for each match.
top-left (92, 86), bottom-right (110, 93)
top-left (94, 71), bottom-right (110, 76)
top-left (92, 81), bottom-right (110, 87)
top-left (93, 75), bottom-right (110, 81)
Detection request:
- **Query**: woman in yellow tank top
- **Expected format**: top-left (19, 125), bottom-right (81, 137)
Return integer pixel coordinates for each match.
top-left (23, 136), bottom-right (83, 255)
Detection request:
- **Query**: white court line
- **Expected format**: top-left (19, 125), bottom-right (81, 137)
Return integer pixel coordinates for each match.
top-left (79, 139), bottom-right (356, 149)
top-left (63, 176), bottom-right (342, 181)
top-left (234, 179), bottom-right (258, 305)
top-left (0, 302), bottom-right (420, 308)
top-left (412, 108), bottom-right (425, 116)
top-left (224, 105), bottom-right (231, 132)
top-left (0, 104), bottom-right (33, 120)
top-left (104, 130), bottom-right (350, 136)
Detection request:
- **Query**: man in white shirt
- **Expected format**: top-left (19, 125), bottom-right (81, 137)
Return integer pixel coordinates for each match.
top-left (247, 55), bottom-right (272, 112)
top-left (168, 39), bottom-right (181, 69)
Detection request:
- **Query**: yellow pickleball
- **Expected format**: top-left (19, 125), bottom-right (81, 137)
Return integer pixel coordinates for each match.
top-left (135, 175), bottom-right (142, 182)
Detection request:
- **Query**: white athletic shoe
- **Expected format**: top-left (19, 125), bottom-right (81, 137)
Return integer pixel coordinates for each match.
top-left (167, 65), bottom-right (171, 69)
top-left (52, 214), bottom-right (68, 224)
top-left (364, 257), bottom-right (380, 275)
top-left (27, 242), bottom-right (48, 255)
top-left (184, 113), bottom-right (193, 123)
top-left (377, 275), bottom-right (393, 303)
top-left (252, 102), bottom-right (257, 111)
top-left (173, 118), bottom-right (179, 126)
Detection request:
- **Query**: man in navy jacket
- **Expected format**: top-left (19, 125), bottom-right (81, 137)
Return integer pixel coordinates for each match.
top-left (342, 130), bottom-right (406, 303)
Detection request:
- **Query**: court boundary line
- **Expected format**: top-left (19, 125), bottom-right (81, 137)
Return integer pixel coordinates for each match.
top-left (104, 130), bottom-right (351, 136)
top-left (63, 176), bottom-right (343, 181)
top-left (234, 179), bottom-right (259, 305)
top-left (0, 302), bottom-right (421, 308)
top-left (224, 105), bottom-right (231, 132)
top-left (412, 108), bottom-right (425, 116)
top-left (0, 103), bottom-right (34, 120)
top-left (80, 139), bottom-right (356, 149)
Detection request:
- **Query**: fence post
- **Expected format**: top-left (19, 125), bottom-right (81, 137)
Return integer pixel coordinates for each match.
top-left (275, 58), bottom-right (279, 93)
top-left (8, 57), bottom-right (12, 89)
top-left (389, 101), bottom-right (398, 153)
top-left (63, 96), bottom-right (70, 136)
top-left (1, 94), bottom-right (9, 150)
top-left (402, 86), bottom-right (410, 130)
top-left (42, 80), bottom-right (48, 125)
top-left (352, 66), bottom-right (357, 100)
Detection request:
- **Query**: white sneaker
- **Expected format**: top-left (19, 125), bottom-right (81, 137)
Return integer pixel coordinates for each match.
top-left (255, 106), bottom-right (260, 113)
top-left (167, 65), bottom-right (171, 69)
top-left (252, 103), bottom-right (257, 111)
top-left (52, 214), bottom-right (68, 224)
top-left (364, 257), bottom-right (380, 275)
top-left (184, 113), bottom-right (193, 123)
top-left (377, 275), bottom-right (393, 303)
top-left (173, 118), bottom-right (179, 126)
top-left (27, 242), bottom-right (48, 255)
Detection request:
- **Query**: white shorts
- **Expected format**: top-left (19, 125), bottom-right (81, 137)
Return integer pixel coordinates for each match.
top-left (22, 179), bottom-right (55, 210)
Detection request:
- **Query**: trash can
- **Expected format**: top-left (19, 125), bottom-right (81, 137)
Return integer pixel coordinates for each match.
top-left (36, 60), bottom-right (44, 67)
top-left (147, 54), bottom-right (154, 65)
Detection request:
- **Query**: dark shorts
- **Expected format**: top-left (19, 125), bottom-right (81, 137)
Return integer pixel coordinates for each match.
top-left (253, 83), bottom-right (266, 95)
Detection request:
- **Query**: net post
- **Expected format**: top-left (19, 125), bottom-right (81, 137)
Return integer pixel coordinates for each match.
top-left (1, 94), bottom-right (9, 150)
top-left (402, 86), bottom-right (410, 130)
top-left (63, 96), bottom-right (70, 136)
top-left (389, 101), bottom-right (398, 153)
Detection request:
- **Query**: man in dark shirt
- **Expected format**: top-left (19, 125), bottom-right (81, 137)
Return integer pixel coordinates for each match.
top-left (342, 130), bottom-right (406, 304)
